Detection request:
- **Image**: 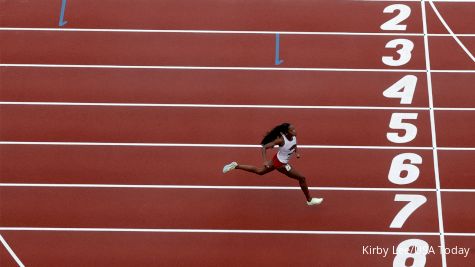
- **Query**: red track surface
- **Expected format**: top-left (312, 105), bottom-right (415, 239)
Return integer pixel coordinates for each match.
top-left (1, 0), bottom-right (474, 266)
top-left (2, 31), bottom-right (428, 69)
top-left (0, 187), bottom-right (440, 231)
top-left (0, 232), bottom-right (443, 267)
top-left (1, 68), bottom-right (432, 106)
top-left (0, 0), bottom-right (425, 32)
top-left (0, 106), bottom-right (434, 146)
top-left (0, 146), bottom-right (437, 188)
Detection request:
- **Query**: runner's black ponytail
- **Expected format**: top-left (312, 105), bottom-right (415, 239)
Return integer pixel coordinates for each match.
top-left (260, 123), bottom-right (291, 145)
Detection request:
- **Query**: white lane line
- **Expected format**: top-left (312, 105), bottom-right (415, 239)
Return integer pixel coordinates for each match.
top-left (2, 141), bottom-right (474, 150)
top-left (3, 227), bottom-right (473, 237)
top-left (0, 227), bottom-right (442, 236)
top-left (441, 189), bottom-right (475, 193)
top-left (0, 101), bottom-right (430, 110)
top-left (0, 141), bottom-right (434, 150)
top-left (0, 63), bottom-right (425, 72)
top-left (435, 108), bottom-right (475, 111)
top-left (0, 183), bottom-right (438, 192)
top-left (2, 64), bottom-right (473, 73)
top-left (445, 232), bottom-right (475, 236)
top-left (428, 0), bottom-right (475, 62)
top-left (431, 69), bottom-right (475, 73)
top-left (2, 101), bottom-right (475, 111)
top-left (2, 183), bottom-right (474, 192)
top-left (432, 33), bottom-right (475, 37)
top-left (0, 234), bottom-right (25, 267)
top-left (438, 147), bottom-right (475, 151)
top-left (0, 27), bottom-right (423, 36)
top-left (421, 1), bottom-right (447, 267)
top-left (1, 27), bottom-right (474, 37)
top-left (361, 0), bottom-right (475, 2)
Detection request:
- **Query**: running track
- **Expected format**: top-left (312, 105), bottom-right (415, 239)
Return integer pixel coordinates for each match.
top-left (1, 0), bottom-right (474, 266)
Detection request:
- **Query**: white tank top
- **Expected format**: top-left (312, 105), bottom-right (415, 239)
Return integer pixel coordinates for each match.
top-left (276, 134), bottom-right (297, 164)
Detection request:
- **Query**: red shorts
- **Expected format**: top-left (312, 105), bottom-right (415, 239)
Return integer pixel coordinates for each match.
top-left (272, 154), bottom-right (286, 168)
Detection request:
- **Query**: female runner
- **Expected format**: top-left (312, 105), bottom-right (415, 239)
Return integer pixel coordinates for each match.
top-left (223, 123), bottom-right (323, 206)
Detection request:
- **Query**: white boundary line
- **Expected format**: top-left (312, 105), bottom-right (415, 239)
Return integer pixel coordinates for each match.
top-left (435, 107), bottom-right (475, 111)
top-left (1, 64), bottom-right (473, 73)
top-left (0, 141), bottom-right (435, 150)
top-left (421, 2), bottom-right (448, 267)
top-left (441, 189), bottom-right (475, 192)
top-left (1, 101), bottom-right (475, 111)
top-left (2, 183), bottom-right (475, 192)
top-left (430, 69), bottom-right (475, 73)
top-left (0, 101), bottom-right (430, 110)
top-left (438, 147), bottom-right (475, 151)
top-left (1, 27), bottom-right (474, 37)
top-left (0, 27), bottom-right (423, 36)
top-left (428, 0), bottom-right (475, 62)
top-left (362, 0), bottom-right (475, 2)
top-left (2, 141), bottom-right (475, 150)
top-left (2, 227), bottom-right (473, 237)
top-left (0, 183), bottom-right (439, 192)
top-left (0, 227), bottom-right (443, 236)
top-left (0, 234), bottom-right (25, 267)
top-left (0, 63), bottom-right (425, 72)
top-left (431, 33), bottom-right (475, 37)
top-left (446, 233), bottom-right (475, 237)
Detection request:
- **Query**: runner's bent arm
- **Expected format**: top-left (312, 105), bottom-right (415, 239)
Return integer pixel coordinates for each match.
top-left (261, 137), bottom-right (284, 166)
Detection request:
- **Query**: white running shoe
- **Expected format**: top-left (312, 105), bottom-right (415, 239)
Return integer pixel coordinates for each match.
top-left (223, 162), bottom-right (238, 173)
top-left (307, 198), bottom-right (323, 206)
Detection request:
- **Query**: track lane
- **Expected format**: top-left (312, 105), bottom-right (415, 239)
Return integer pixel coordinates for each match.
top-left (428, 37), bottom-right (475, 70)
top-left (442, 192), bottom-right (475, 233)
top-left (0, 67), bottom-right (429, 108)
top-left (0, 1), bottom-right (473, 266)
top-left (425, 2), bottom-right (475, 34)
top-left (0, 106), bottom-right (433, 146)
top-left (3, 0), bottom-right (473, 34)
top-left (0, 239), bottom-right (18, 267)
top-left (0, 187), bottom-right (439, 232)
top-left (432, 73), bottom-right (475, 108)
top-left (0, 31), bottom-right (426, 69)
top-left (0, 145), bottom-right (436, 189)
top-left (435, 110), bottom-right (475, 147)
top-left (0, 0), bottom-right (423, 33)
top-left (0, 231), bottom-right (442, 267)
top-left (438, 151), bottom-right (475, 189)
top-left (445, 236), bottom-right (475, 266)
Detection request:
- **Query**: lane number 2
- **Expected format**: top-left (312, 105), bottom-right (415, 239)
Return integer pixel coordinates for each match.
top-left (380, 4), bottom-right (411, 31)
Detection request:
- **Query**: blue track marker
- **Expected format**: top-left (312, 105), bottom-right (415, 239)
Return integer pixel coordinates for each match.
top-left (275, 33), bottom-right (284, 65)
top-left (59, 0), bottom-right (68, 27)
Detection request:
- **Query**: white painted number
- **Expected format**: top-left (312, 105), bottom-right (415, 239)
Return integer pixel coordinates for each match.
top-left (383, 75), bottom-right (418, 104)
top-left (388, 153), bottom-right (422, 185)
top-left (382, 39), bottom-right (414, 67)
top-left (393, 239), bottom-right (429, 267)
top-left (387, 113), bottom-right (418, 143)
top-left (383, 5), bottom-right (426, 266)
top-left (390, 194), bottom-right (427, 228)
top-left (381, 4), bottom-right (411, 31)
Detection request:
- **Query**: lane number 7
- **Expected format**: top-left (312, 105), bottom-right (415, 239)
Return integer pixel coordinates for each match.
top-left (390, 194), bottom-right (427, 228)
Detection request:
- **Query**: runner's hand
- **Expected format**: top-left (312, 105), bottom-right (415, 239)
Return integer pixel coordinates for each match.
top-left (264, 161), bottom-right (272, 168)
